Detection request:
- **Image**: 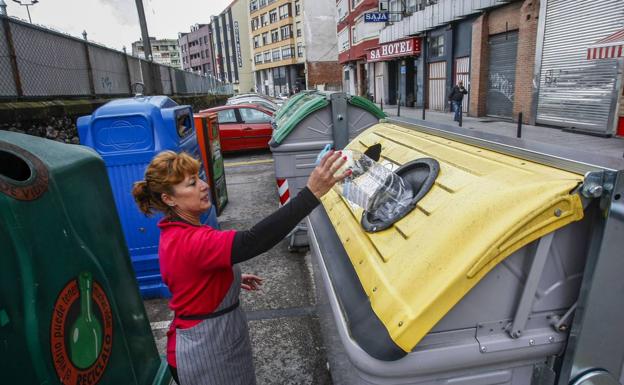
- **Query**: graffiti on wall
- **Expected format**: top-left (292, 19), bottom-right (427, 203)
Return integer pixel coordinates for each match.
top-left (488, 73), bottom-right (514, 102)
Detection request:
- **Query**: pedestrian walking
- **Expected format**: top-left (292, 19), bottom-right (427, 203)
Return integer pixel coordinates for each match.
top-left (448, 80), bottom-right (468, 122)
top-left (132, 150), bottom-right (350, 385)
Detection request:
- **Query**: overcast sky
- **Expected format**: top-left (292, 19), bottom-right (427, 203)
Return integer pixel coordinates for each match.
top-left (5, 0), bottom-right (232, 51)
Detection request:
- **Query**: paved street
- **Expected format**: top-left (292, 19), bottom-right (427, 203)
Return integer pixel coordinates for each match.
top-left (144, 150), bottom-right (332, 385)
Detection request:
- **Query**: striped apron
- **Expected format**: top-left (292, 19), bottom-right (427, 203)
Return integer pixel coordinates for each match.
top-left (175, 265), bottom-right (256, 385)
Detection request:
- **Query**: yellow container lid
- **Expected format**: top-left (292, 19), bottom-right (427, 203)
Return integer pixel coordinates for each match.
top-left (321, 122), bottom-right (584, 353)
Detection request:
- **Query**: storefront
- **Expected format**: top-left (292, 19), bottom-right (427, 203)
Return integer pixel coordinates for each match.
top-left (366, 37), bottom-right (423, 106)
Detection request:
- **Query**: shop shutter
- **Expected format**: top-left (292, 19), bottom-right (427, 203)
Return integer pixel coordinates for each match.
top-left (428, 61), bottom-right (446, 111)
top-left (536, 0), bottom-right (624, 134)
top-left (486, 32), bottom-right (518, 118)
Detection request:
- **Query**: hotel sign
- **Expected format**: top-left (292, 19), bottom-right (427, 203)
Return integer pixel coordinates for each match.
top-left (367, 38), bottom-right (421, 62)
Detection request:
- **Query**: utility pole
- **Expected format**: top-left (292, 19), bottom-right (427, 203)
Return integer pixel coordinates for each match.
top-left (135, 0), bottom-right (152, 61)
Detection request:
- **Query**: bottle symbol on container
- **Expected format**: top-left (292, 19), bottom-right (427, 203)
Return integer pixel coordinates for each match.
top-left (69, 271), bottom-right (103, 369)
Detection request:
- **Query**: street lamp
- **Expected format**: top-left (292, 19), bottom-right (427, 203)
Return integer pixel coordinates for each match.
top-left (12, 0), bottom-right (38, 23)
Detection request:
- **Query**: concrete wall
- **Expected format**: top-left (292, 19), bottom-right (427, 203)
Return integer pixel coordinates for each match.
top-left (0, 94), bottom-right (228, 144)
top-left (303, 0), bottom-right (341, 89)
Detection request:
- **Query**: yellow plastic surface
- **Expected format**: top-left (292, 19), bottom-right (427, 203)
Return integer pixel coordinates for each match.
top-left (321, 122), bottom-right (584, 353)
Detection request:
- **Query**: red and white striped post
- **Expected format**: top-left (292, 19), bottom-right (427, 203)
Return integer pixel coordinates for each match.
top-left (276, 178), bottom-right (290, 206)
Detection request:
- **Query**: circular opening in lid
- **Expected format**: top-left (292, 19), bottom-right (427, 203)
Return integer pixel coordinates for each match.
top-left (0, 150), bottom-right (32, 182)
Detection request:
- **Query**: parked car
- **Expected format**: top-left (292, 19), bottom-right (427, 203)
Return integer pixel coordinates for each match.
top-left (227, 96), bottom-right (279, 112)
top-left (200, 104), bottom-right (273, 153)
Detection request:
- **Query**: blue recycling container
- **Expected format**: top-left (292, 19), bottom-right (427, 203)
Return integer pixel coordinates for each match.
top-left (78, 96), bottom-right (219, 299)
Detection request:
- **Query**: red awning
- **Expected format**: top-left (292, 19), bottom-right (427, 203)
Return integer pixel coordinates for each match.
top-left (587, 28), bottom-right (624, 60)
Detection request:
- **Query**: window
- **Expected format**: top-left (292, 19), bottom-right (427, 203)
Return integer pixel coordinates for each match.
top-left (429, 35), bottom-right (444, 57)
top-left (262, 32), bottom-right (269, 45)
top-left (251, 17), bottom-right (259, 31)
top-left (295, 1), bottom-right (301, 15)
top-left (255, 53), bottom-right (263, 64)
top-left (217, 109), bottom-right (237, 124)
top-left (269, 9), bottom-right (278, 23)
top-left (338, 28), bottom-right (350, 53)
top-left (280, 24), bottom-right (291, 40)
top-left (264, 51), bottom-right (271, 62)
top-left (239, 108), bottom-right (272, 123)
top-left (279, 4), bottom-right (290, 19)
top-left (336, 0), bottom-right (348, 21)
top-left (271, 29), bottom-right (279, 42)
top-left (297, 43), bottom-right (304, 58)
top-left (281, 45), bottom-right (293, 59)
top-left (296, 22), bottom-right (302, 37)
top-left (261, 13), bottom-right (268, 26)
top-left (351, 0), bottom-right (363, 10)
top-left (250, 0), bottom-right (258, 11)
top-left (272, 49), bottom-right (281, 61)
top-left (259, 0), bottom-right (267, 7)
top-left (253, 35), bottom-right (260, 48)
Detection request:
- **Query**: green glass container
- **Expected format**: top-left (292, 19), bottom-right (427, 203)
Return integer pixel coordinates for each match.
top-left (0, 131), bottom-right (171, 385)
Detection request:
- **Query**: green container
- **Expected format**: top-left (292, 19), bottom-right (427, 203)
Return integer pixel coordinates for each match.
top-left (0, 131), bottom-right (171, 385)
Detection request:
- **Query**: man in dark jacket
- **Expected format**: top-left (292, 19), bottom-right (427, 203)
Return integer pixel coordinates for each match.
top-left (448, 80), bottom-right (468, 122)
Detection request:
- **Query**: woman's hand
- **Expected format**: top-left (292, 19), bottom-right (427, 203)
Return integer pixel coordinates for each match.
top-left (241, 274), bottom-right (263, 291)
top-left (306, 150), bottom-right (351, 199)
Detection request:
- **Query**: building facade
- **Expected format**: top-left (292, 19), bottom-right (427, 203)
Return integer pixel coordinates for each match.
top-left (250, 0), bottom-right (341, 96)
top-left (178, 24), bottom-right (214, 74)
top-left (336, 0), bottom-right (384, 97)
top-left (250, 0), bottom-right (305, 96)
top-left (211, 0), bottom-right (254, 93)
top-left (367, 0), bottom-right (539, 121)
top-left (132, 37), bottom-right (181, 69)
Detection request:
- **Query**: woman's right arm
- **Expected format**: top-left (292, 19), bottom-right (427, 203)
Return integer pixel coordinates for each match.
top-left (230, 150), bottom-right (349, 264)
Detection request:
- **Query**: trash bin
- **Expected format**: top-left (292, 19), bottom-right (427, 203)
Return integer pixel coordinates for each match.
top-left (307, 120), bottom-right (624, 384)
top-left (77, 96), bottom-right (219, 298)
top-left (0, 131), bottom-right (171, 385)
top-left (269, 91), bottom-right (385, 249)
top-left (194, 112), bottom-right (228, 216)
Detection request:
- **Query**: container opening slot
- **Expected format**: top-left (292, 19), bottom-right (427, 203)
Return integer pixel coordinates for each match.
top-left (0, 150), bottom-right (32, 182)
top-left (361, 158), bottom-right (440, 232)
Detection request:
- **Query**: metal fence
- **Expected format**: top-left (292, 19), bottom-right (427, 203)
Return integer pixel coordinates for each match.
top-left (0, 16), bottom-right (233, 99)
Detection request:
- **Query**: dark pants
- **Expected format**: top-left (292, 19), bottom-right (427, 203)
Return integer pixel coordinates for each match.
top-left (452, 100), bottom-right (462, 122)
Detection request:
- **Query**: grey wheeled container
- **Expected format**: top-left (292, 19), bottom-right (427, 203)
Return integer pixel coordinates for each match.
top-left (269, 91), bottom-right (385, 249)
top-left (307, 118), bottom-right (624, 385)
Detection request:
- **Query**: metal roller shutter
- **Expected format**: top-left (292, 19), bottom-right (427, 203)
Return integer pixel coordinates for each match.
top-left (428, 61), bottom-right (446, 111)
top-left (486, 32), bottom-right (518, 118)
top-left (536, 0), bottom-right (624, 134)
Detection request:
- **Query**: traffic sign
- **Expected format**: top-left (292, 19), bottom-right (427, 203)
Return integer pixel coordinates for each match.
top-left (365, 12), bottom-right (389, 22)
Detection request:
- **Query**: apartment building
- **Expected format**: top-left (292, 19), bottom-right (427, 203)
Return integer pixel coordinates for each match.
top-left (132, 37), bottom-right (181, 69)
top-left (250, 0), bottom-right (302, 95)
top-left (250, 0), bottom-right (341, 96)
top-left (178, 24), bottom-right (214, 74)
top-left (211, 0), bottom-right (254, 93)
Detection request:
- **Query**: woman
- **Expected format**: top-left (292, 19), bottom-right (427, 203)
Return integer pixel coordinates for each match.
top-left (132, 149), bottom-right (349, 385)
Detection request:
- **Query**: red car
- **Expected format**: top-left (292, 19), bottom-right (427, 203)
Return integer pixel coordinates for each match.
top-left (200, 104), bottom-right (273, 153)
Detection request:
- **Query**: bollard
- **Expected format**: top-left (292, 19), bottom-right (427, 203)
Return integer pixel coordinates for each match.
top-left (517, 112), bottom-right (523, 138)
top-left (381, 98), bottom-right (383, 112)
top-left (422, 104), bottom-right (426, 120)
top-left (397, 96), bottom-right (401, 117)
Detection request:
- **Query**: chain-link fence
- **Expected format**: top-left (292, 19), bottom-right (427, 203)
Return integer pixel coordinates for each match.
top-left (0, 16), bottom-right (233, 99)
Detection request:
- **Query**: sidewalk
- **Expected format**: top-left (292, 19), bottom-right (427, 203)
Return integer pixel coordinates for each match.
top-left (376, 103), bottom-right (624, 161)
